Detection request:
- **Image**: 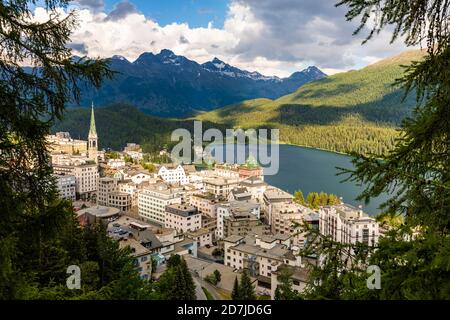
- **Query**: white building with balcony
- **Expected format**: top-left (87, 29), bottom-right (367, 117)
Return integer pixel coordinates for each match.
top-left (319, 204), bottom-right (380, 247)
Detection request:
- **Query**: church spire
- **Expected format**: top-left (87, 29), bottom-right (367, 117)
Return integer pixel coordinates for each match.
top-left (89, 101), bottom-right (97, 137)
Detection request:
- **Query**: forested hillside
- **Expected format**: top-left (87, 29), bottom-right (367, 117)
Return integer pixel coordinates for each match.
top-left (53, 103), bottom-right (224, 152)
top-left (196, 50), bottom-right (425, 155)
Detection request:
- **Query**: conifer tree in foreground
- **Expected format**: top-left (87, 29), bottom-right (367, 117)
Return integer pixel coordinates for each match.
top-left (0, 0), bottom-right (160, 300)
top-left (274, 268), bottom-right (299, 300)
top-left (231, 276), bottom-right (240, 300)
top-left (157, 255), bottom-right (196, 300)
top-left (238, 270), bottom-right (256, 300)
top-left (300, 0), bottom-right (450, 300)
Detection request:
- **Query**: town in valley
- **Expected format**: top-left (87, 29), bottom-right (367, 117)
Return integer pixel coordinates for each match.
top-left (48, 103), bottom-right (383, 300)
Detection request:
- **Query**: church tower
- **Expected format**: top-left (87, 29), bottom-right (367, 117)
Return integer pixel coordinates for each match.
top-left (88, 102), bottom-right (98, 163)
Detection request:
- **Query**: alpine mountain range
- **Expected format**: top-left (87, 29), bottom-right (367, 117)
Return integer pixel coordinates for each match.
top-left (77, 49), bottom-right (327, 117)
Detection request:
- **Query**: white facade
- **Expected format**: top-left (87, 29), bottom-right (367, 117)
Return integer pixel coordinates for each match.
top-left (130, 172), bottom-right (152, 185)
top-left (224, 235), bottom-right (302, 278)
top-left (213, 164), bottom-right (240, 179)
top-left (138, 183), bottom-right (182, 225)
top-left (107, 158), bottom-right (126, 168)
top-left (216, 205), bottom-right (231, 240)
top-left (118, 181), bottom-right (139, 207)
top-left (204, 177), bottom-right (239, 197)
top-left (53, 174), bottom-right (76, 201)
top-left (158, 165), bottom-right (189, 185)
top-left (262, 187), bottom-right (294, 224)
top-left (319, 204), bottom-right (380, 247)
top-left (239, 177), bottom-right (268, 202)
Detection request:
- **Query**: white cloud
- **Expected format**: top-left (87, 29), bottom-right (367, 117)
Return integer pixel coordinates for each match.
top-left (33, 0), bottom-right (416, 77)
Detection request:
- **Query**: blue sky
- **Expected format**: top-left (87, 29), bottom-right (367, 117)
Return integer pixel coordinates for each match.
top-left (102, 0), bottom-right (228, 28)
top-left (32, 0), bottom-right (413, 76)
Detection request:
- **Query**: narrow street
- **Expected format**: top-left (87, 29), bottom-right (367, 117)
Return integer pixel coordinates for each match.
top-left (192, 273), bottom-right (224, 300)
top-left (193, 276), bottom-right (207, 300)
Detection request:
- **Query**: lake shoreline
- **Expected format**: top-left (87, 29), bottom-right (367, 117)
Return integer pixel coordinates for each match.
top-left (278, 141), bottom-right (352, 157)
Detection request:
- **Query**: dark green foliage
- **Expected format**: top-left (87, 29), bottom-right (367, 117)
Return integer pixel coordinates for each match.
top-left (300, 0), bottom-right (450, 300)
top-left (0, 0), bottom-right (157, 300)
top-left (211, 248), bottom-right (224, 257)
top-left (52, 103), bottom-right (226, 153)
top-left (274, 268), bottom-right (300, 300)
top-left (238, 270), bottom-right (256, 300)
top-left (231, 276), bottom-right (240, 300)
top-left (196, 51), bottom-right (425, 155)
top-left (156, 255), bottom-right (196, 300)
top-left (213, 270), bottom-right (221, 283)
top-left (205, 269), bottom-right (222, 285)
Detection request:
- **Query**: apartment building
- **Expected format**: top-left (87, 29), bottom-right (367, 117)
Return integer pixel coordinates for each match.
top-left (117, 180), bottom-right (141, 207)
top-left (119, 238), bottom-right (152, 280)
top-left (186, 228), bottom-right (213, 247)
top-left (164, 204), bottom-right (201, 233)
top-left (158, 164), bottom-right (189, 185)
top-left (53, 174), bottom-right (76, 201)
top-left (216, 200), bottom-right (262, 239)
top-left (201, 215), bottom-right (217, 238)
top-left (204, 177), bottom-right (239, 197)
top-left (319, 204), bottom-right (380, 247)
top-left (239, 176), bottom-right (268, 202)
top-left (270, 265), bottom-right (309, 299)
top-left (108, 192), bottom-right (132, 212)
top-left (138, 182), bottom-right (182, 225)
top-left (271, 202), bottom-right (319, 247)
top-left (189, 192), bottom-right (225, 218)
top-left (224, 234), bottom-right (303, 294)
top-left (98, 177), bottom-right (118, 206)
top-left (53, 163), bottom-right (98, 199)
top-left (262, 187), bottom-right (294, 224)
top-left (228, 187), bottom-right (252, 202)
top-left (213, 164), bottom-right (240, 179)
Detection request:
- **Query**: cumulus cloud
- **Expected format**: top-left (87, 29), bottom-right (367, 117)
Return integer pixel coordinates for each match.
top-left (34, 0), bottom-right (415, 77)
top-left (226, 0), bottom-right (415, 72)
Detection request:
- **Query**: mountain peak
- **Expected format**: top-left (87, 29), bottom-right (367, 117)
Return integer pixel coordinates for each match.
top-left (212, 57), bottom-right (224, 63)
top-left (134, 52), bottom-right (156, 64)
top-left (111, 55), bottom-right (129, 62)
top-left (158, 49), bottom-right (175, 57)
top-left (289, 66), bottom-right (327, 80)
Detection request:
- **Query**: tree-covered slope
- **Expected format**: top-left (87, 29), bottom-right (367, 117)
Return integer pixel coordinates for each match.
top-left (53, 103), bottom-right (223, 152)
top-left (195, 50), bottom-right (425, 155)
